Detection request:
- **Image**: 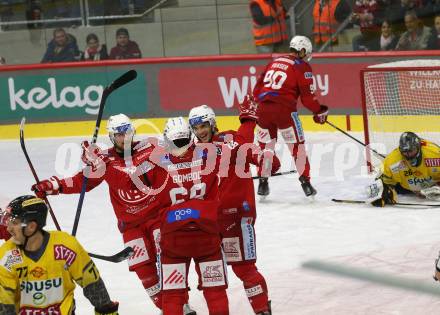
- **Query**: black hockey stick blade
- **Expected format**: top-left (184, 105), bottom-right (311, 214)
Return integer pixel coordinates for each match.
top-left (20, 117), bottom-right (62, 231)
top-left (89, 247), bottom-right (134, 263)
top-left (108, 69), bottom-right (137, 92)
top-left (252, 170), bottom-right (297, 180)
top-left (332, 198), bottom-right (440, 207)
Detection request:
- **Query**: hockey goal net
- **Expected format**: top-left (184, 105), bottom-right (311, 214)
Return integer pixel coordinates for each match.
top-left (361, 59), bottom-right (440, 165)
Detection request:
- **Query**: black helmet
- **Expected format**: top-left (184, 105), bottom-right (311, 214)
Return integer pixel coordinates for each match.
top-left (6, 195), bottom-right (48, 228)
top-left (399, 132), bottom-right (422, 167)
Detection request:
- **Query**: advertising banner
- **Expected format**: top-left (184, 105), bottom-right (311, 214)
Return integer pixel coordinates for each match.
top-left (0, 51), bottom-right (439, 125)
top-left (158, 62), bottom-right (371, 112)
top-left (0, 70), bottom-right (147, 122)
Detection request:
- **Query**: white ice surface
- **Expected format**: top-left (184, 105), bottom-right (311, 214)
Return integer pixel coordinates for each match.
top-left (1, 132), bottom-right (440, 315)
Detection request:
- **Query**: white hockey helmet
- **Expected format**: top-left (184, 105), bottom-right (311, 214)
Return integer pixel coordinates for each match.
top-left (188, 105), bottom-right (216, 130)
top-left (106, 113), bottom-right (134, 144)
top-left (163, 117), bottom-right (193, 155)
top-left (289, 35), bottom-right (313, 61)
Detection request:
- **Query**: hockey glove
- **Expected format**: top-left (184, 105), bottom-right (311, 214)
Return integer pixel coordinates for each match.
top-left (81, 141), bottom-right (108, 169)
top-left (0, 210), bottom-right (11, 240)
top-left (366, 179), bottom-right (397, 207)
top-left (31, 176), bottom-right (62, 198)
top-left (420, 186), bottom-right (440, 200)
top-left (239, 94), bottom-right (259, 123)
top-left (95, 301), bottom-right (119, 315)
top-left (313, 105), bottom-right (329, 124)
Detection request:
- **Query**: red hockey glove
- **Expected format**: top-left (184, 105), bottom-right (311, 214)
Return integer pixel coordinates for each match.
top-left (0, 224), bottom-right (11, 240)
top-left (31, 176), bottom-right (62, 198)
top-left (313, 105), bottom-right (329, 124)
top-left (0, 210), bottom-right (11, 240)
top-left (239, 94), bottom-right (259, 123)
top-left (81, 141), bottom-right (108, 169)
top-left (95, 301), bottom-right (119, 315)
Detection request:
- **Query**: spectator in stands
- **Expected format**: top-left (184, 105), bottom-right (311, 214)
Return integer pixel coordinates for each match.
top-left (350, 0), bottom-right (382, 51)
top-left (312, 0), bottom-right (339, 48)
top-left (81, 33), bottom-right (108, 61)
top-left (0, 56), bottom-right (5, 65)
top-left (386, 0), bottom-right (424, 33)
top-left (395, 10), bottom-right (432, 50)
top-left (41, 28), bottom-right (81, 63)
top-left (370, 19), bottom-right (399, 50)
top-left (109, 27), bottom-right (142, 59)
top-left (427, 14), bottom-right (440, 48)
top-left (422, 0), bottom-right (440, 26)
top-left (25, 0), bottom-right (42, 29)
top-left (249, 0), bottom-right (288, 53)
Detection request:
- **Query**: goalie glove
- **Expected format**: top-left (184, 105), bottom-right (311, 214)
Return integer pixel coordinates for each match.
top-left (420, 186), bottom-right (440, 200)
top-left (366, 179), bottom-right (397, 207)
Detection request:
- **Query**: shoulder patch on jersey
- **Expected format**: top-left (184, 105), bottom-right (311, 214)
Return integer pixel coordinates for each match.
top-left (390, 160), bottom-right (407, 173)
top-left (0, 248), bottom-right (22, 271)
top-left (425, 158), bottom-right (440, 167)
top-left (54, 244), bottom-right (77, 267)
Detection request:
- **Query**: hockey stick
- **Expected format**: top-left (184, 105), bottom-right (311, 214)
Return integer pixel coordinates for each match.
top-left (20, 117), bottom-right (62, 231)
top-left (72, 70), bottom-right (138, 236)
top-left (325, 121), bottom-right (386, 159)
top-left (302, 259), bottom-right (440, 297)
top-left (89, 246), bottom-right (134, 263)
top-left (251, 169), bottom-right (297, 180)
top-left (332, 198), bottom-right (440, 207)
top-left (19, 118), bottom-right (132, 263)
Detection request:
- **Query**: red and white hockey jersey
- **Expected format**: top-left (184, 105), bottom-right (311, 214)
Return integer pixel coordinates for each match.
top-left (58, 141), bottom-right (164, 227)
top-left (253, 54), bottom-right (321, 113)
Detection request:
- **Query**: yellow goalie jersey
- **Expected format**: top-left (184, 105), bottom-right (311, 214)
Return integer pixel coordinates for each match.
top-left (381, 140), bottom-right (440, 192)
top-left (0, 230), bottom-right (102, 314)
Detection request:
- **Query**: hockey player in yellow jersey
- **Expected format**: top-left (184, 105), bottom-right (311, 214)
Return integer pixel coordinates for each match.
top-left (0, 195), bottom-right (119, 315)
top-left (367, 132), bottom-right (440, 207)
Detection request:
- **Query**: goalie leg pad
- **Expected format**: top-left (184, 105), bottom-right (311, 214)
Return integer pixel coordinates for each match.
top-left (232, 263), bottom-right (269, 314)
top-left (421, 186), bottom-right (440, 200)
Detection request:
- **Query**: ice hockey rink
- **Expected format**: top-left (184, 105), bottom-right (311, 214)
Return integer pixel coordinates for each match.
top-left (1, 131), bottom-right (440, 315)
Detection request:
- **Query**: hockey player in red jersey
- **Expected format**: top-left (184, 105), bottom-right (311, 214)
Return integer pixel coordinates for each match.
top-left (188, 100), bottom-right (277, 315)
top-left (133, 117), bottom-right (230, 315)
top-left (30, 114), bottom-right (196, 315)
top-left (253, 35), bottom-right (329, 198)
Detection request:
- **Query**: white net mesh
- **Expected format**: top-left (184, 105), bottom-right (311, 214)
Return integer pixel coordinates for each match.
top-left (362, 59), bottom-right (440, 156)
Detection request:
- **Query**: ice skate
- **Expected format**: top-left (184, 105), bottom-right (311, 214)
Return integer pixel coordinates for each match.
top-left (299, 176), bottom-right (317, 198)
top-left (183, 304), bottom-right (197, 315)
top-left (258, 178), bottom-right (270, 201)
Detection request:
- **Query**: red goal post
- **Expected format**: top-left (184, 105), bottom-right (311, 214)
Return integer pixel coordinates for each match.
top-left (361, 60), bottom-right (440, 168)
